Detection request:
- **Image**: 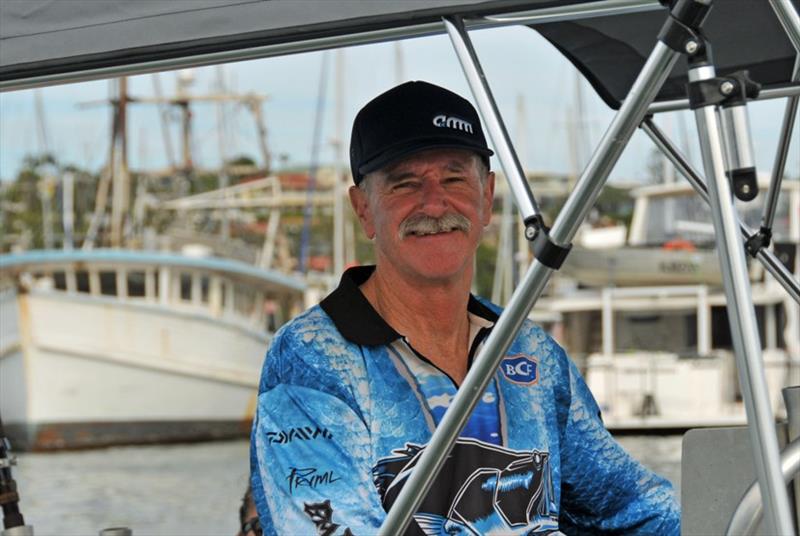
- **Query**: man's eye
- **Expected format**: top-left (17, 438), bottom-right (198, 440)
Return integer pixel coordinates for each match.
top-left (445, 176), bottom-right (466, 184)
top-left (392, 181), bottom-right (417, 191)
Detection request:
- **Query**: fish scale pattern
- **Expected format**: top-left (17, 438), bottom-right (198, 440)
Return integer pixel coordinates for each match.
top-left (250, 301), bottom-right (680, 535)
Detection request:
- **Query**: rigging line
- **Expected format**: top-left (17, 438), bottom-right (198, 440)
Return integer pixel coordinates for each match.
top-left (151, 73), bottom-right (176, 169)
top-left (299, 51), bottom-right (331, 274)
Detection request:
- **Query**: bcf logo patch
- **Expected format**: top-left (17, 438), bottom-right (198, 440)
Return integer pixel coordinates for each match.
top-left (501, 355), bottom-right (538, 385)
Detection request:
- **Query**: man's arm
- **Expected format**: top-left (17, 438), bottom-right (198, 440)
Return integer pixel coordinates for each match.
top-left (556, 348), bottom-right (681, 535)
top-left (250, 383), bottom-right (385, 534)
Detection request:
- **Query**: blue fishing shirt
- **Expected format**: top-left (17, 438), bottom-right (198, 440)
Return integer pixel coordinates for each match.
top-left (250, 265), bottom-right (680, 535)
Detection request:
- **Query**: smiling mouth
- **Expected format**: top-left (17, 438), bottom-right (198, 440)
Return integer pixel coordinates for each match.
top-left (399, 214), bottom-right (472, 239)
top-left (408, 227), bottom-right (462, 237)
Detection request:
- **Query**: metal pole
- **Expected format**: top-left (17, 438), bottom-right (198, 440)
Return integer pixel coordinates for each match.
top-left (62, 171), bottom-right (75, 251)
top-left (378, 37), bottom-right (680, 536)
top-left (690, 62), bottom-right (796, 535)
top-left (641, 119), bottom-right (800, 304)
top-left (725, 437), bottom-right (800, 536)
top-left (785, 386), bottom-right (800, 532)
top-left (770, 0), bottom-right (800, 53)
top-left (444, 16), bottom-right (540, 222)
top-left (757, 249), bottom-right (800, 304)
top-left (648, 85), bottom-right (800, 114)
top-left (763, 58), bottom-right (799, 231)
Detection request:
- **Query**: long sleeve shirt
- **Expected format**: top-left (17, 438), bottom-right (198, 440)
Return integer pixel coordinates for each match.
top-left (250, 265), bottom-right (680, 535)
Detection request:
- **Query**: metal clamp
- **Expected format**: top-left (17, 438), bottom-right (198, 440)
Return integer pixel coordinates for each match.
top-left (657, 0), bottom-right (712, 55)
top-left (525, 216), bottom-right (572, 270)
top-left (687, 71), bottom-right (761, 110)
top-left (745, 227), bottom-right (773, 258)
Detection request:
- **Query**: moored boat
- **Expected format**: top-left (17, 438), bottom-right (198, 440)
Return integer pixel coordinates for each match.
top-left (0, 249), bottom-right (306, 450)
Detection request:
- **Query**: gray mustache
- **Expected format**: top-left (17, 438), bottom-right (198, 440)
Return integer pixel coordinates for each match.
top-left (398, 213), bottom-right (472, 239)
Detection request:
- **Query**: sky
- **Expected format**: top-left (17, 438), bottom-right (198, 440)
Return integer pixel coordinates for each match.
top-left (0, 25), bottom-right (797, 185)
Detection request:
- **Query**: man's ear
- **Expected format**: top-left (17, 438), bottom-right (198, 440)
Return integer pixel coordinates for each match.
top-left (348, 184), bottom-right (375, 239)
top-left (481, 171), bottom-right (496, 227)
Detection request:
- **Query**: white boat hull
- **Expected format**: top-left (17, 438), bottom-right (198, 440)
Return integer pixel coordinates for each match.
top-left (561, 246), bottom-right (731, 287)
top-left (0, 288), bottom-right (269, 449)
top-left (584, 350), bottom-right (796, 432)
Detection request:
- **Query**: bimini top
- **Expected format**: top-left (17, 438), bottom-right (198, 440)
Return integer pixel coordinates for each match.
top-left (534, 0), bottom-right (800, 108)
top-left (0, 0), bottom-right (797, 107)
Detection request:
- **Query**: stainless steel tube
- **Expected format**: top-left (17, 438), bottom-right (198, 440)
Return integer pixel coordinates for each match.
top-left (756, 248), bottom-right (800, 304)
top-left (641, 119), bottom-right (800, 304)
top-left (551, 41), bottom-right (679, 244)
top-left (786, 386), bottom-right (800, 532)
top-left (691, 62), bottom-right (796, 535)
top-left (485, 0), bottom-right (660, 24)
top-left (763, 58), bottom-right (799, 231)
top-left (444, 16), bottom-right (540, 221)
top-left (770, 0), bottom-right (800, 53)
top-left (378, 36), bottom-right (680, 536)
top-left (648, 85), bottom-right (800, 113)
top-left (725, 437), bottom-right (800, 536)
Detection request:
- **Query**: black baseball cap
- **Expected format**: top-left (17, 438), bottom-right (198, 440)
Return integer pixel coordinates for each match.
top-left (349, 81), bottom-right (493, 185)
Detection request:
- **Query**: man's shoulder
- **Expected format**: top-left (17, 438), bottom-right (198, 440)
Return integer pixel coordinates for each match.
top-left (262, 304), bottom-right (366, 387)
top-left (474, 295), bottom-right (569, 369)
top-left (473, 295), bottom-right (551, 342)
top-left (273, 303), bottom-right (344, 344)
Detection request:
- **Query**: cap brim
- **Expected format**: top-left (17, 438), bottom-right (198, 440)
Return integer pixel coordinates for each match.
top-left (359, 138), bottom-right (494, 176)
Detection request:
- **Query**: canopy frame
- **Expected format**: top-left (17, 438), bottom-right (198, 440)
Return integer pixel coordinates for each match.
top-left (378, 0), bottom-right (800, 534)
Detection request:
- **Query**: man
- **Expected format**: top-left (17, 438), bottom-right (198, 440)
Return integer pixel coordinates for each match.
top-left (250, 81), bottom-right (680, 535)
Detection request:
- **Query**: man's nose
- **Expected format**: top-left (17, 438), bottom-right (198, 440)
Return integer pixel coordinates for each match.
top-left (418, 178), bottom-right (449, 215)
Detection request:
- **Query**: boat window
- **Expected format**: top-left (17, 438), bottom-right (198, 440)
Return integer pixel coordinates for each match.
top-left (615, 311), bottom-right (698, 355)
top-left (711, 307), bottom-right (733, 350)
top-left (235, 285), bottom-right (255, 317)
top-left (710, 305), bottom-right (784, 351)
top-left (127, 271), bottom-right (146, 298)
top-left (76, 271), bottom-right (90, 293)
top-left (53, 271), bottom-right (67, 290)
top-left (643, 194), bottom-right (715, 246)
top-left (643, 192), bottom-right (792, 246)
top-left (562, 311), bottom-right (602, 357)
top-left (180, 273), bottom-right (192, 301)
top-left (200, 275), bottom-right (210, 303)
top-left (99, 271), bottom-right (117, 296)
top-left (736, 196), bottom-right (791, 240)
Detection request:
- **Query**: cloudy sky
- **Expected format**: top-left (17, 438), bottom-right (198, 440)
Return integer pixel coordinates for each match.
top-left (1, 25), bottom-right (797, 184)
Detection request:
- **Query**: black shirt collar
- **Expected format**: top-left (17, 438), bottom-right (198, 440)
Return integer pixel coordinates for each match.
top-left (320, 265), bottom-right (499, 346)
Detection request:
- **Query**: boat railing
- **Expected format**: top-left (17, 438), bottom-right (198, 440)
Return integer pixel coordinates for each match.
top-left (0, 249), bottom-right (306, 334)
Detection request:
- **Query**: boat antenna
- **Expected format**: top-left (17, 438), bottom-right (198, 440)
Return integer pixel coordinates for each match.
top-left (0, 415), bottom-right (32, 535)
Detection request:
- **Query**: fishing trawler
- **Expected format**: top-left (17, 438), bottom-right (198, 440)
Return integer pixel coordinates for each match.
top-left (0, 74), bottom-right (317, 450)
top-left (0, 249), bottom-right (306, 450)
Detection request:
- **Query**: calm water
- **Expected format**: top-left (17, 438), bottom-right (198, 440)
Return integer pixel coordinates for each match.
top-left (12, 435), bottom-right (682, 535)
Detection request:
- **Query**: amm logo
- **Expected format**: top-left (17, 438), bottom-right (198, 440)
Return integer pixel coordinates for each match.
top-left (432, 114), bottom-right (474, 134)
top-left (501, 355), bottom-right (538, 385)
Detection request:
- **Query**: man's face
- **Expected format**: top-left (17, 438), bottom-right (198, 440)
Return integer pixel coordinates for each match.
top-left (349, 148), bottom-right (495, 284)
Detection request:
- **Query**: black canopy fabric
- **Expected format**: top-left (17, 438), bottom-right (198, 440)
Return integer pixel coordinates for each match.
top-left (533, 0), bottom-right (800, 109)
